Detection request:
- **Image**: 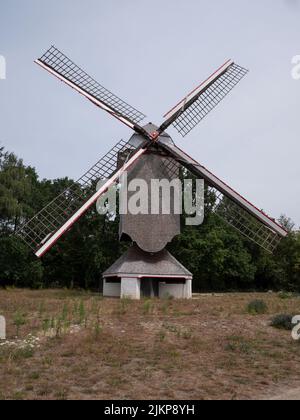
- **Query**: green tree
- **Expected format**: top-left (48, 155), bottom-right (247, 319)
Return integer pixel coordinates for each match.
top-left (0, 236), bottom-right (43, 288)
top-left (0, 147), bottom-right (37, 233)
top-left (0, 147), bottom-right (43, 287)
top-left (1, 146), bottom-right (299, 293)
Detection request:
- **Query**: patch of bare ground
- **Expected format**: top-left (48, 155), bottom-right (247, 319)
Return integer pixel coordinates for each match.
top-left (0, 289), bottom-right (300, 400)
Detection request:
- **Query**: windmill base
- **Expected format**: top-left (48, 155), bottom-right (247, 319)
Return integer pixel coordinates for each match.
top-left (103, 277), bottom-right (192, 300)
top-left (103, 245), bottom-right (192, 300)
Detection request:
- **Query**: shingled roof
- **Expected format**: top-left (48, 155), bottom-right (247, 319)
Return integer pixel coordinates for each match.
top-left (103, 245), bottom-right (192, 279)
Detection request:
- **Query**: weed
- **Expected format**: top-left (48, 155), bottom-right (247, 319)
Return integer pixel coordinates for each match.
top-left (163, 293), bottom-right (174, 301)
top-left (161, 301), bottom-right (170, 315)
top-left (278, 292), bottom-right (293, 300)
top-left (181, 330), bottom-right (193, 340)
top-left (37, 385), bottom-right (52, 397)
top-left (61, 349), bottom-right (76, 358)
top-left (42, 318), bottom-right (50, 336)
top-left (107, 375), bottom-right (127, 388)
top-left (13, 311), bottom-right (27, 337)
top-left (42, 356), bottom-right (53, 366)
top-left (142, 300), bottom-right (153, 315)
top-left (79, 300), bottom-right (86, 325)
top-left (225, 337), bottom-right (254, 355)
top-left (157, 330), bottom-right (166, 342)
top-left (61, 318), bottom-right (69, 335)
top-left (93, 321), bottom-right (102, 339)
top-left (55, 389), bottom-right (68, 400)
top-left (163, 323), bottom-right (178, 334)
top-left (29, 372), bottom-right (40, 380)
top-left (50, 317), bottom-right (55, 330)
top-left (91, 297), bottom-right (102, 315)
top-left (61, 303), bottom-right (69, 322)
top-left (1, 346), bottom-right (35, 361)
top-left (162, 323), bottom-right (192, 340)
top-left (73, 301), bottom-right (79, 317)
top-left (117, 298), bottom-right (131, 316)
top-left (169, 349), bottom-right (180, 359)
top-left (38, 302), bottom-right (46, 317)
top-left (12, 392), bottom-right (24, 400)
top-left (55, 318), bottom-right (62, 337)
top-left (247, 300), bottom-right (268, 315)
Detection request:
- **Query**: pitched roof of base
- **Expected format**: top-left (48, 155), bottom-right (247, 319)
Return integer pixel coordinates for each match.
top-left (103, 245), bottom-right (192, 278)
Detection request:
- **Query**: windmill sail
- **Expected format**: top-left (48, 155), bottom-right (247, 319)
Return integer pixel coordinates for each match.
top-left (16, 139), bottom-right (148, 257)
top-left (18, 45), bottom-right (286, 259)
top-left (36, 46), bottom-right (147, 133)
top-left (158, 142), bottom-right (287, 253)
top-left (159, 60), bottom-right (248, 137)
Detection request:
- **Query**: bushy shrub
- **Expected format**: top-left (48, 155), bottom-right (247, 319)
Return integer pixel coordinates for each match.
top-left (247, 300), bottom-right (268, 315)
top-left (278, 291), bottom-right (293, 300)
top-left (271, 314), bottom-right (294, 331)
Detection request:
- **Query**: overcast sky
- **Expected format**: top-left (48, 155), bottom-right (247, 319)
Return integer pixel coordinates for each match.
top-left (0, 0), bottom-right (299, 226)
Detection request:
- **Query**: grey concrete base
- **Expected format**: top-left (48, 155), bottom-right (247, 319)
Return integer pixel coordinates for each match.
top-left (103, 245), bottom-right (193, 300)
top-left (121, 277), bottom-right (141, 300)
top-left (103, 277), bottom-right (192, 300)
top-left (159, 279), bottom-right (192, 299)
top-left (0, 316), bottom-right (5, 340)
top-left (103, 280), bottom-right (121, 298)
top-left (186, 279), bottom-right (192, 299)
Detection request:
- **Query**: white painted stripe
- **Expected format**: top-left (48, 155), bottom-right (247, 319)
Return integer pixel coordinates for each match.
top-left (104, 274), bottom-right (193, 280)
top-left (164, 60), bottom-right (233, 120)
top-left (35, 60), bottom-right (136, 130)
top-left (35, 148), bottom-right (146, 258)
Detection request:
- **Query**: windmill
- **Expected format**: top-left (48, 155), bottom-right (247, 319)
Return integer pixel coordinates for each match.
top-left (16, 46), bottom-right (288, 299)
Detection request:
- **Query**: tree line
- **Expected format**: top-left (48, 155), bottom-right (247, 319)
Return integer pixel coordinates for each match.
top-left (0, 146), bottom-right (299, 292)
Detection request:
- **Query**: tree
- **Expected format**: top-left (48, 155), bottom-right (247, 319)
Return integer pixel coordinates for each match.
top-left (0, 147), bottom-right (43, 287)
top-left (0, 236), bottom-right (44, 288)
top-left (169, 211), bottom-right (256, 292)
top-left (0, 146), bottom-right (299, 293)
top-left (0, 147), bottom-right (38, 233)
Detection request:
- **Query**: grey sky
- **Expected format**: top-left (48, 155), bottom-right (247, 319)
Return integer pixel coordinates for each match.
top-left (0, 0), bottom-right (299, 226)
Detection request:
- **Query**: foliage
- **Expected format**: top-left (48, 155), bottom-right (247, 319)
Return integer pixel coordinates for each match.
top-left (270, 314), bottom-right (294, 331)
top-left (0, 147), bottom-right (36, 234)
top-left (0, 236), bottom-right (43, 288)
top-left (246, 300), bottom-right (268, 315)
top-left (0, 146), bottom-right (299, 292)
top-left (278, 291), bottom-right (294, 300)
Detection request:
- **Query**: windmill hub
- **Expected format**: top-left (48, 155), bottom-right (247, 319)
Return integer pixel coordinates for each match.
top-left (16, 46), bottom-right (288, 299)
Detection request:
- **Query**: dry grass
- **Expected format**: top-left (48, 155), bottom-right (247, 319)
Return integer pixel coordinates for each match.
top-left (0, 289), bottom-right (300, 400)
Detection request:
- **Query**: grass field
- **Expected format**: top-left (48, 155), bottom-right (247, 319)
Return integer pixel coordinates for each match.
top-left (0, 289), bottom-right (300, 400)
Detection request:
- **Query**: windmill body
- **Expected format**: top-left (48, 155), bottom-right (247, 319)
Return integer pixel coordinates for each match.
top-left (104, 124), bottom-right (192, 299)
top-left (16, 47), bottom-right (288, 299)
top-left (119, 124), bottom-right (181, 254)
